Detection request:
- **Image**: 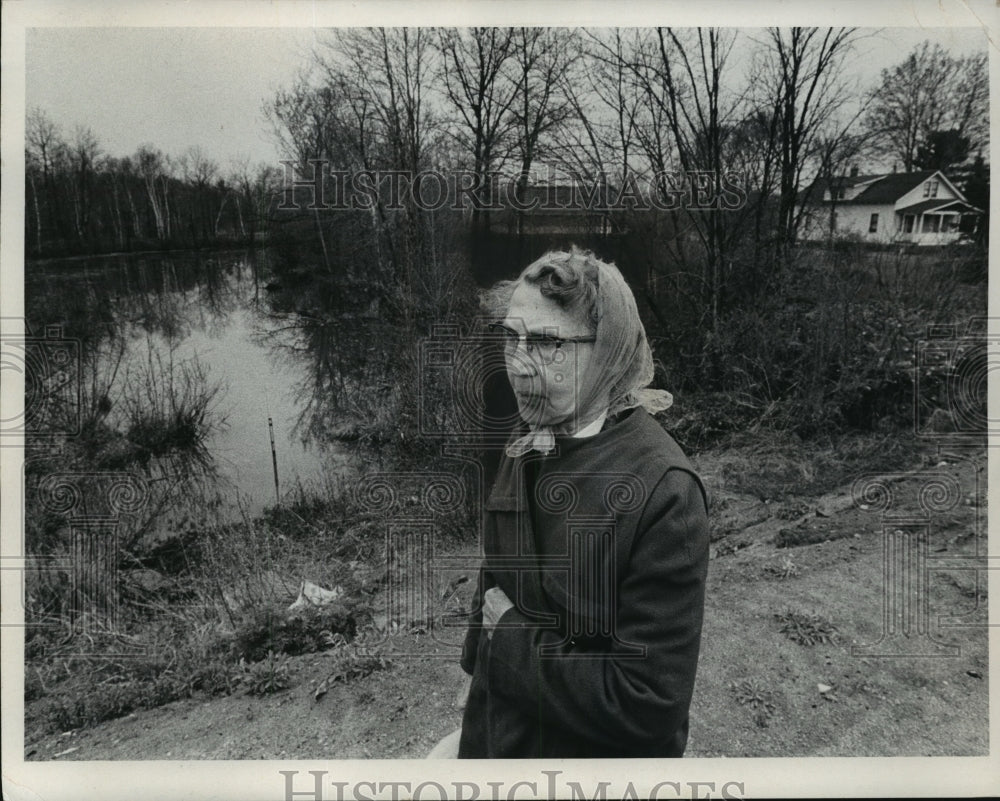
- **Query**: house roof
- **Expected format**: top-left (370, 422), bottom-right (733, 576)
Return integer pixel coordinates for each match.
top-left (797, 174), bottom-right (880, 202)
top-left (799, 170), bottom-right (938, 205)
top-left (897, 198), bottom-right (982, 216)
top-left (850, 171), bottom-right (937, 204)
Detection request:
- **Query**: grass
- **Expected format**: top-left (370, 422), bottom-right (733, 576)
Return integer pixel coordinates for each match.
top-left (774, 611), bottom-right (839, 646)
top-left (21, 449), bottom-right (470, 742)
top-left (692, 427), bottom-right (928, 503)
top-left (25, 594), bottom-right (381, 736)
top-left (22, 410), bottom-right (926, 742)
top-left (23, 490), bottom-right (372, 738)
top-left (21, 239), bottom-right (985, 749)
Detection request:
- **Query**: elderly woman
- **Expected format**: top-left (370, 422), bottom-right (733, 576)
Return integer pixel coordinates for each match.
top-left (441, 247), bottom-right (709, 759)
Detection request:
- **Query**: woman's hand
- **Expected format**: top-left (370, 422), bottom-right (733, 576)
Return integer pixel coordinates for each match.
top-left (455, 674), bottom-right (472, 709)
top-left (482, 587), bottom-right (514, 638)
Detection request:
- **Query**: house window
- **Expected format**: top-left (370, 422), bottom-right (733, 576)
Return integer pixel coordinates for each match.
top-left (922, 215), bottom-right (941, 233)
top-left (903, 214), bottom-right (915, 233)
top-left (923, 180), bottom-right (939, 198)
top-left (869, 213), bottom-right (879, 233)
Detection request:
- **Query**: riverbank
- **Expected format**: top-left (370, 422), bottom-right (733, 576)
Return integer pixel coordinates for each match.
top-left (22, 427), bottom-right (988, 759)
top-left (26, 235), bottom-right (267, 263)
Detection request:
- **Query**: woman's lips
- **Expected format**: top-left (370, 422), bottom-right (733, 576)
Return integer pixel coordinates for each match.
top-left (514, 390), bottom-right (547, 411)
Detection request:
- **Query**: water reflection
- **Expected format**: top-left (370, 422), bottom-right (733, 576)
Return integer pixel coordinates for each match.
top-left (26, 248), bottom-right (357, 517)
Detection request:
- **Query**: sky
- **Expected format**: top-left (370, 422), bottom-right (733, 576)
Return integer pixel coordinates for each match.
top-left (26, 27), bottom-right (319, 169)
top-left (24, 25), bottom-right (989, 172)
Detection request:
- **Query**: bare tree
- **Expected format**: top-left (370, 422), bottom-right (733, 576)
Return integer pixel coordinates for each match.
top-left (266, 72), bottom-right (351, 273)
top-left (436, 27), bottom-right (519, 233)
top-left (621, 28), bottom-right (748, 333)
top-left (178, 146), bottom-right (219, 242)
top-left (757, 27), bottom-right (861, 247)
top-left (864, 41), bottom-right (988, 171)
top-left (553, 29), bottom-right (643, 186)
top-left (333, 27), bottom-right (436, 176)
top-left (136, 146), bottom-right (170, 240)
top-left (25, 107), bottom-right (66, 247)
top-left (508, 27), bottom-right (577, 238)
top-left (334, 27), bottom-right (440, 288)
top-left (811, 126), bottom-right (875, 240)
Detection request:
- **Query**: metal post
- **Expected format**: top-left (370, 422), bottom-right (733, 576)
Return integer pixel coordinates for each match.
top-left (268, 416), bottom-right (280, 505)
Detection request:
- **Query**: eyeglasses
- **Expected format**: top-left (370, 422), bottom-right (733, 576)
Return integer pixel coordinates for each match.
top-left (487, 322), bottom-right (596, 366)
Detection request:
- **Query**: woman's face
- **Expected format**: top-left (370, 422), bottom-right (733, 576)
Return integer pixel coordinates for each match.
top-left (502, 281), bottom-right (596, 428)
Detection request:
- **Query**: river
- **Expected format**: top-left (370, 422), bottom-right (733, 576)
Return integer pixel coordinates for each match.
top-left (25, 247), bottom-right (355, 518)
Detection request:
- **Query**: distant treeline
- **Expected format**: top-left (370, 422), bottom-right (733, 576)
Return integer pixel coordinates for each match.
top-left (24, 109), bottom-right (281, 258)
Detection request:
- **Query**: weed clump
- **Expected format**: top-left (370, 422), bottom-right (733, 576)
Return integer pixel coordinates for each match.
top-left (241, 651), bottom-right (291, 696)
top-left (730, 678), bottom-right (776, 727)
top-left (775, 610), bottom-right (838, 646)
top-left (232, 602), bottom-right (363, 663)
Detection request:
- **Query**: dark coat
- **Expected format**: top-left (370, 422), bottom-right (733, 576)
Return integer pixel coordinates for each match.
top-left (458, 408), bottom-right (710, 758)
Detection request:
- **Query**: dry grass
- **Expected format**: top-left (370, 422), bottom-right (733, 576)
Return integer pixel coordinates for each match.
top-left (692, 428), bottom-right (927, 503)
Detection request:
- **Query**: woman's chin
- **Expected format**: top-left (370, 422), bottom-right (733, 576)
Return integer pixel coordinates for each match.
top-left (518, 405), bottom-right (573, 430)
top-left (516, 396), bottom-right (544, 420)
top-left (520, 411), bottom-right (557, 428)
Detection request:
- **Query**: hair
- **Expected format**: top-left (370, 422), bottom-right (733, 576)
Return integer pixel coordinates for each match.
top-left (479, 245), bottom-right (603, 333)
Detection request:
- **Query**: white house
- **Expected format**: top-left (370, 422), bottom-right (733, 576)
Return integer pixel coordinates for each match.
top-left (797, 169), bottom-right (982, 245)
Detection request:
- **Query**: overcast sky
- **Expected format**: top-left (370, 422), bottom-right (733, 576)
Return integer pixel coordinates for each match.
top-left (24, 26), bottom-right (988, 171)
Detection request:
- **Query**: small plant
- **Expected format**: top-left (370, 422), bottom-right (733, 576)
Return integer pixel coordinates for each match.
top-left (775, 501), bottom-right (810, 521)
top-left (232, 602), bottom-right (361, 662)
top-left (715, 540), bottom-right (748, 558)
top-left (763, 557), bottom-right (800, 580)
top-left (186, 659), bottom-right (244, 696)
top-left (241, 651), bottom-right (290, 696)
top-left (730, 678), bottom-right (776, 728)
top-left (313, 629), bottom-right (392, 700)
top-left (775, 610), bottom-right (838, 646)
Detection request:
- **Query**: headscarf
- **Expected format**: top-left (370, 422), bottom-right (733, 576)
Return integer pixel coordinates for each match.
top-left (505, 253), bottom-right (673, 458)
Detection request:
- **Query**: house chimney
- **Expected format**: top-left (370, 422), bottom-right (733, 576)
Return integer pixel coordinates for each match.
top-left (892, 163), bottom-right (897, 173)
top-left (850, 164), bottom-right (859, 177)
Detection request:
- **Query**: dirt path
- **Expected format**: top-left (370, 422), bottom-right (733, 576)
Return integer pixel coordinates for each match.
top-left (27, 446), bottom-right (988, 760)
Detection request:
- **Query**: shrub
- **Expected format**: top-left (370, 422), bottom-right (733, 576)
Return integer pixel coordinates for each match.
top-left (652, 243), bottom-right (985, 443)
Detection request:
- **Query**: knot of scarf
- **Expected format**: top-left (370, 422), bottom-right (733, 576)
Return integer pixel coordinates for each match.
top-left (505, 260), bottom-right (672, 458)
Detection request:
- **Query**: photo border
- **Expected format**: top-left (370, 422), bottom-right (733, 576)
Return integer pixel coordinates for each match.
top-left (2, 1), bottom-right (997, 798)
